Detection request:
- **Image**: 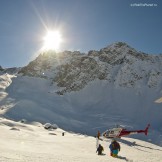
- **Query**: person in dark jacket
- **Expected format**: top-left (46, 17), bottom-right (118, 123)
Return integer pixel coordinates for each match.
top-left (96, 144), bottom-right (104, 155)
top-left (109, 140), bottom-right (120, 157)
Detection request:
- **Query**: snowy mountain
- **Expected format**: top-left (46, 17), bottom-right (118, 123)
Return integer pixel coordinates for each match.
top-left (19, 42), bottom-right (162, 94)
top-left (1, 42), bottom-right (162, 146)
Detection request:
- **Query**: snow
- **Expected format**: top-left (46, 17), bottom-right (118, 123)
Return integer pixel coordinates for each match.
top-left (0, 73), bottom-right (162, 147)
top-left (0, 43), bottom-right (162, 161)
top-left (155, 97), bottom-right (162, 103)
top-left (0, 118), bottom-right (162, 162)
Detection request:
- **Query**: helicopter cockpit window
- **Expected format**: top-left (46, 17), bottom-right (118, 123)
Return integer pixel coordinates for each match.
top-left (110, 131), bottom-right (114, 134)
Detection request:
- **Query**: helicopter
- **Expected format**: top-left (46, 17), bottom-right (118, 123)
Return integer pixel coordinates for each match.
top-left (102, 124), bottom-right (150, 138)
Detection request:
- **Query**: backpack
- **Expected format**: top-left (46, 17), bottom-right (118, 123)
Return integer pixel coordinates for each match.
top-left (112, 141), bottom-right (120, 150)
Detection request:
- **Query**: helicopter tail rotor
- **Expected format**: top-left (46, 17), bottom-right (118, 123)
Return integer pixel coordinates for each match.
top-left (144, 124), bottom-right (150, 135)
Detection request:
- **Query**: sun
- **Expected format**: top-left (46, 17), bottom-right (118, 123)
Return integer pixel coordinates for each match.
top-left (42, 30), bottom-right (62, 51)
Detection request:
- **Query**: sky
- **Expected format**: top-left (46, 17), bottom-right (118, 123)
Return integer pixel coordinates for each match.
top-left (0, 0), bottom-right (162, 68)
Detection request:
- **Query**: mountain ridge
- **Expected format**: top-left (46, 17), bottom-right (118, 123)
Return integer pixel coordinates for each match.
top-left (18, 42), bottom-right (162, 94)
top-left (1, 42), bottom-right (162, 146)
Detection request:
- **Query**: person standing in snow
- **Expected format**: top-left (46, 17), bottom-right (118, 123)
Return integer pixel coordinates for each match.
top-left (97, 131), bottom-right (100, 139)
top-left (109, 140), bottom-right (120, 157)
top-left (96, 144), bottom-right (104, 155)
top-left (96, 131), bottom-right (100, 149)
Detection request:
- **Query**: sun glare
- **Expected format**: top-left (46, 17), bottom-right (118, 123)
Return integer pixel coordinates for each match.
top-left (42, 30), bottom-right (62, 51)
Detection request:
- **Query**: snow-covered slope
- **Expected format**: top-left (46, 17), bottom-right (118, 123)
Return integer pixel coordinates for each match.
top-left (0, 118), bottom-right (162, 162)
top-left (1, 42), bottom-right (162, 146)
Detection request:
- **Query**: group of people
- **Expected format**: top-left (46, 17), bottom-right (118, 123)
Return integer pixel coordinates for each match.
top-left (96, 131), bottom-right (120, 157)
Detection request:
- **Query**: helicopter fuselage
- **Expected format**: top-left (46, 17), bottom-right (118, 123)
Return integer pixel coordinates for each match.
top-left (102, 124), bottom-right (150, 138)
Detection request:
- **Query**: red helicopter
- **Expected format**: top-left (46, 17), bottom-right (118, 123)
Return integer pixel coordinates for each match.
top-left (102, 124), bottom-right (150, 138)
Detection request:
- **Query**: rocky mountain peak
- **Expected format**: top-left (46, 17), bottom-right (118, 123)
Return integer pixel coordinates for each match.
top-left (103, 42), bottom-right (135, 52)
top-left (18, 42), bottom-right (162, 94)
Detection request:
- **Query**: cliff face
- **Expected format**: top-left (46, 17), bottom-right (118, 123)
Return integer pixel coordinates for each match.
top-left (19, 42), bottom-right (162, 94)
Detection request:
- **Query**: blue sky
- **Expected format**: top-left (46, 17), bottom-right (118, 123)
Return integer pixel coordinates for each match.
top-left (0, 0), bottom-right (162, 68)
